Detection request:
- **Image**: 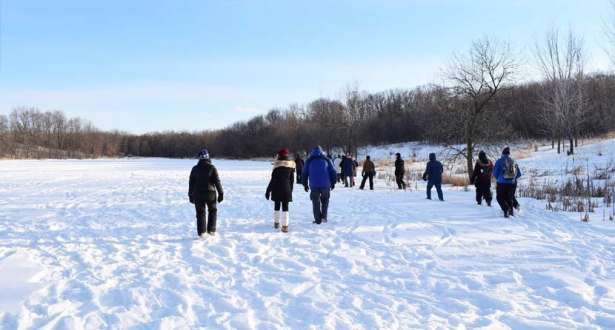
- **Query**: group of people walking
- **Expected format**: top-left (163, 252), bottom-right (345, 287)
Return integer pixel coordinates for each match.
top-left (188, 146), bottom-right (522, 237)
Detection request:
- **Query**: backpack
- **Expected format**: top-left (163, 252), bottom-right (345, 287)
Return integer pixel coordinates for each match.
top-left (502, 157), bottom-right (517, 180)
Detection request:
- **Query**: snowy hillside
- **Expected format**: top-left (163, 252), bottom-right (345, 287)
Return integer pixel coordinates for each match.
top-left (1, 140), bottom-right (614, 329)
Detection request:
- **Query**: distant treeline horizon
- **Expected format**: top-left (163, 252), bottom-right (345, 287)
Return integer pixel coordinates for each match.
top-left (0, 74), bottom-right (613, 160)
top-left (1, 71), bottom-right (614, 160)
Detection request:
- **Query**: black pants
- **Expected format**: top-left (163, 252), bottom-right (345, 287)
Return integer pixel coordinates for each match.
top-left (274, 200), bottom-right (289, 212)
top-left (360, 173), bottom-right (374, 190)
top-left (512, 183), bottom-right (519, 208)
top-left (310, 187), bottom-right (330, 223)
top-left (296, 173), bottom-right (302, 184)
top-left (195, 197), bottom-right (217, 235)
top-left (395, 172), bottom-right (406, 189)
top-left (475, 184), bottom-right (492, 205)
top-left (427, 182), bottom-right (443, 200)
top-left (343, 175), bottom-right (352, 187)
top-left (496, 183), bottom-right (515, 214)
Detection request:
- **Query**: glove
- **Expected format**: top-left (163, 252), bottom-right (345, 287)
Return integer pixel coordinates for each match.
top-left (304, 185), bottom-right (309, 192)
top-left (265, 192), bottom-right (270, 200)
top-left (189, 194), bottom-right (195, 204)
top-left (217, 194), bottom-right (224, 203)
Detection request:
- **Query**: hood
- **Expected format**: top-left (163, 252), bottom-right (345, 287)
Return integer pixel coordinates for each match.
top-left (429, 153), bottom-right (436, 161)
top-left (310, 146), bottom-right (325, 158)
top-left (197, 159), bottom-right (211, 166)
top-left (273, 160), bottom-right (296, 169)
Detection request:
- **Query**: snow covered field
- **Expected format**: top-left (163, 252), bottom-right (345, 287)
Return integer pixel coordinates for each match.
top-left (1, 144), bottom-right (615, 329)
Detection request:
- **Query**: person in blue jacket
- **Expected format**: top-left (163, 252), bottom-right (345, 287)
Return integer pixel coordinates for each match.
top-left (493, 147), bottom-right (522, 217)
top-left (422, 153), bottom-right (444, 201)
top-left (302, 146), bottom-right (337, 224)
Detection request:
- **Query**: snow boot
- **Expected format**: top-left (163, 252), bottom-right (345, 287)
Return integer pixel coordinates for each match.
top-left (274, 210), bottom-right (281, 229)
top-left (281, 212), bottom-right (289, 233)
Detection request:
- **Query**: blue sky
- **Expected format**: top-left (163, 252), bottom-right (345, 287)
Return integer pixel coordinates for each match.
top-left (0, 0), bottom-right (611, 133)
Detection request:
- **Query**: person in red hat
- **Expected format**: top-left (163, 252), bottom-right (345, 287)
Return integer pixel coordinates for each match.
top-left (265, 148), bottom-right (295, 233)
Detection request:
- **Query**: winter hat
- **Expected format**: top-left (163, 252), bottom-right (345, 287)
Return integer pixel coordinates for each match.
top-left (198, 148), bottom-right (210, 160)
top-left (277, 148), bottom-right (289, 158)
top-left (429, 153), bottom-right (436, 161)
top-left (395, 152), bottom-right (401, 158)
top-left (502, 147), bottom-right (510, 155)
top-left (478, 150), bottom-right (488, 163)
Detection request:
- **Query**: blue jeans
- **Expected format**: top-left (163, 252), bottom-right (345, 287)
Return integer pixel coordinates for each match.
top-left (427, 182), bottom-right (443, 201)
top-left (309, 187), bottom-right (331, 223)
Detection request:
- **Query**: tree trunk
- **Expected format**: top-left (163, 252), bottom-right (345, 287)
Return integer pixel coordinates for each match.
top-left (575, 136), bottom-right (578, 147)
top-left (551, 139), bottom-right (554, 149)
top-left (569, 137), bottom-right (574, 155)
top-left (557, 138), bottom-right (561, 154)
top-left (466, 137), bottom-right (474, 181)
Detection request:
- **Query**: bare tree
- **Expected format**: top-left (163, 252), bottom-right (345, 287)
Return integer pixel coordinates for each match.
top-left (446, 37), bottom-right (517, 179)
top-left (535, 28), bottom-right (586, 155)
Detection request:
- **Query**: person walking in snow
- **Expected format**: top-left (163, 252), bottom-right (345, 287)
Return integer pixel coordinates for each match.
top-left (422, 153), bottom-right (444, 201)
top-left (266, 149), bottom-right (295, 233)
top-left (295, 153), bottom-right (304, 184)
top-left (340, 154), bottom-right (354, 187)
top-left (493, 147), bottom-right (522, 218)
top-left (333, 155), bottom-right (342, 183)
top-left (394, 152), bottom-right (406, 190)
top-left (189, 149), bottom-right (224, 238)
top-left (302, 146), bottom-right (337, 224)
top-left (351, 156), bottom-right (359, 187)
top-left (470, 150), bottom-right (493, 206)
top-left (359, 155), bottom-right (376, 190)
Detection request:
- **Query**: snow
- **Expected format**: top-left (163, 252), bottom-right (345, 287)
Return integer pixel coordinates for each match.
top-left (1, 142), bottom-right (614, 328)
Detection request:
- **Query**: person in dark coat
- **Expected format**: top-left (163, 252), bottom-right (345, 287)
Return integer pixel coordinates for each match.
top-left (422, 153), bottom-right (444, 201)
top-left (394, 153), bottom-right (406, 190)
top-left (189, 149), bottom-right (224, 238)
top-left (302, 146), bottom-right (337, 224)
top-left (470, 150), bottom-right (493, 206)
top-left (266, 148), bottom-right (295, 233)
top-left (340, 154), bottom-right (354, 187)
top-left (493, 147), bottom-right (522, 217)
top-left (359, 156), bottom-right (376, 190)
top-left (295, 153), bottom-right (304, 184)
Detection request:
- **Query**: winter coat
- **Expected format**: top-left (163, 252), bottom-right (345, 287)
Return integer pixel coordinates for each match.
top-left (362, 159), bottom-right (376, 174)
top-left (493, 155), bottom-right (522, 185)
top-left (471, 160), bottom-right (493, 187)
top-left (266, 159), bottom-right (295, 202)
top-left (295, 157), bottom-right (304, 176)
top-left (352, 160), bottom-right (359, 176)
top-left (340, 157), bottom-right (354, 177)
top-left (422, 153), bottom-right (443, 184)
top-left (394, 157), bottom-right (405, 175)
top-left (189, 159), bottom-right (223, 202)
top-left (303, 147), bottom-right (337, 189)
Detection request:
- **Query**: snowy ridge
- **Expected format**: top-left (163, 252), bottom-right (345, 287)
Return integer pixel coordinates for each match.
top-left (0, 145), bottom-right (614, 328)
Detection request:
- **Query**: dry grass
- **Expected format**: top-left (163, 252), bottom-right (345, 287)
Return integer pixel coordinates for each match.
top-left (442, 174), bottom-right (469, 187)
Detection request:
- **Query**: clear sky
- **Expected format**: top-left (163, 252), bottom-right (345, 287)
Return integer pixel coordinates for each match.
top-left (0, 0), bottom-right (611, 133)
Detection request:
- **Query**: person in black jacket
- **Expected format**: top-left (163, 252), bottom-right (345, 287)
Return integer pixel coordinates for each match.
top-left (470, 150), bottom-right (493, 206)
top-left (422, 153), bottom-right (444, 201)
top-left (295, 153), bottom-right (304, 184)
top-left (266, 148), bottom-right (295, 233)
top-left (394, 153), bottom-right (406, 190)
top-left (189, 149), bottom-right (224, 238)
